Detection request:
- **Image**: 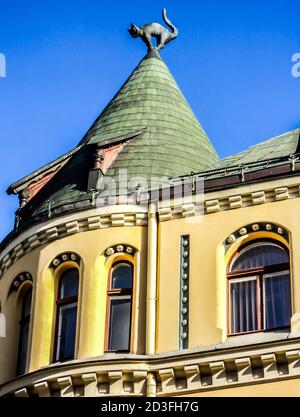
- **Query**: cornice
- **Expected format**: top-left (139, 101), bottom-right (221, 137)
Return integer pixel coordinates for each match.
top-left (1, 177), bottom-right (300, 279)
top-left (0, 206), bottom-right (148, 279)
top-left (1, 339), bottom-right (300, 397)
top-left (158, 179), bottom-right (300, 222)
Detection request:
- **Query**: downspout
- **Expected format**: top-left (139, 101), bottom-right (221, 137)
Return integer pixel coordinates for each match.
top-left (146, 202), bottom-right (158, 355)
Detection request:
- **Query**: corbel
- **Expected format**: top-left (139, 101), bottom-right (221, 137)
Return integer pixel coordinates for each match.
top-left (158, 368), bottom-right (176, 393)
top-left (184, 365), bottom-right (200, 390)
top-left (57, 376), bottom-right (74, 397)
top-left (34, 381), bottom-right (51, 397)
top-left (82, 373), bottom-right (99, 397)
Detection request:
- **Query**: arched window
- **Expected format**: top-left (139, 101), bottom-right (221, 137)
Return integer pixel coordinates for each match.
top-left (17, 287), bottom-right (32, 375)
top-left (54, 269), bottom-right (79, 362)
top-left (106, 262), bottom-right (133, 352)
top-left (228, 241), bottom-right (291, 335)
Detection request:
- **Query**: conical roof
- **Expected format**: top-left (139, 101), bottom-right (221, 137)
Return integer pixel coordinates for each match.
top-left (19, 51), bottom-right (219, 224)
top-left (80, 50), bottom-right (219, 176)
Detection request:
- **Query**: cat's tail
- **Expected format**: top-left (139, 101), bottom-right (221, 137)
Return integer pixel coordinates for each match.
top-left (162, 8), bottom-right (179, 39)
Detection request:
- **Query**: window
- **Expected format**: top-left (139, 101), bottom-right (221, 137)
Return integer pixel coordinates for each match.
top-left (228, 241), bottom-right (291, 335)
top-left (17, 287), bottom-right (32, 375)
top-left (54, 269), bottom-right (79, 362)
top-left (106, 262), bottom-right (133, 352)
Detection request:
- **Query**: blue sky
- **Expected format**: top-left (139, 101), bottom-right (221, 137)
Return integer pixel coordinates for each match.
top-left (0, 0), bottom-right (300, 240)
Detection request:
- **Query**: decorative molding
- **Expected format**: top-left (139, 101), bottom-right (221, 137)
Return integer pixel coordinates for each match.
top-left (9, 272), bottom-right (32, 296)
top-left (50, 253), bottom-right (80, 270)
top-left (3, 346), bottom-right (300, 397)
top-left (33, 381), bottom-right (51, 397)
top-left (57, 376), bottom-right (74, 397)
top-left (224, 222), bottom-right (289, 251)
top-left (0, 212), bottom-right (147, 279)
top-left (0, 180), bottom-right (298, 278)
top-left (104, 244), bottom-right (136, 258)
top-left (179, 236), bottom-right (189, 350)
top-left (82, 373), bottom-right (98, 397)
top-left (158, 182), bottom-right (300, 222)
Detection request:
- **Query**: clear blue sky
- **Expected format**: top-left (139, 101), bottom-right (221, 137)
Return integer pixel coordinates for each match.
top-left (0, 0), bottom-right (300, 240)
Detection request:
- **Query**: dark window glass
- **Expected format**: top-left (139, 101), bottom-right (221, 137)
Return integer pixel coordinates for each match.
top-left (107, 262), bottom-right (133, 352)
top-left (23, 291), bottom-right (32, 317)
top-left (263, 272), bottom-right (291, 330)
top-left (231, 243), bottom-right (289, 272)
top-left (56, 303), bottom-right (77, 361)
top-left (55, 269), bottom-right (79, 362)
top-left (108, 297), bottom-right (132, 351)
top-left (60, 269), bottom-right (79, 299)
top-left (17, 287), bottom-right (32, 376)
top-left (111, 264), bottom-right (133, 289)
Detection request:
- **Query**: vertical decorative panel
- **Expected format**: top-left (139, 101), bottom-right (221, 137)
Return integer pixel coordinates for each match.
top-left (179, 235), bottom-right (190, 350)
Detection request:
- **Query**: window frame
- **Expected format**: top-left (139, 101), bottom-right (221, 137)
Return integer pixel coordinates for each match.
top-left (16, 286), bottom-right (33, 376)
top-left (53, 268), bottom-right (79, 363)
top-left (105, 261), bottom-right (133, 353)
top-left (227, 240), bottom-right (291, 336)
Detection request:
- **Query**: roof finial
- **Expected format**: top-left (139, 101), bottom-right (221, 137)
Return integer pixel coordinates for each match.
top-left (128, 8), bottom-right (178, 52)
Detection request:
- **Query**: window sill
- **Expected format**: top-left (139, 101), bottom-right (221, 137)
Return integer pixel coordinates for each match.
top-left (223, 328), bottom-right (291, 348)
top-left (228, 327), bottom-right (290, 338)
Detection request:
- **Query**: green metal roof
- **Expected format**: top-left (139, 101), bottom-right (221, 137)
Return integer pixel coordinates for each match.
top-left (19, 49), bottom-right (300, 228)
top-left (210, 128), bottom-right (300, 171)
top-left (20, 51), bottom-right (220, 221)
top-left (80, 50), bottom-right (219, 172)
top-left (14, 46), bottom-right (300, 228)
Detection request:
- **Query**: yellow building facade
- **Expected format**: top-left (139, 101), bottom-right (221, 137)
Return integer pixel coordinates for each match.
top-left (1, 22), bottom-right (300, 397)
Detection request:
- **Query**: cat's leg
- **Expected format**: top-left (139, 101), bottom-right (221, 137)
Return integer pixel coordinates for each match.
top-left (144, 34), bottom-right (154, 51)
top-left (157, 33), bottom-right (167, 50)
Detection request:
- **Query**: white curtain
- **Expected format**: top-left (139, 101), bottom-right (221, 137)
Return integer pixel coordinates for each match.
top-left (231, 279), bottom-right (257, 334)
top-left (231, 244), bottom-right (289, 272)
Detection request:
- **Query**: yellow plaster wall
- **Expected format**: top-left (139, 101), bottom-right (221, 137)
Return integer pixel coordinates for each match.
top-left (0, 226), bottom-right (147, 383)
top-left (2, 195), bottom-right (300, 390)
top-left (157, 198), bottom-right (300, 352)
top-left (0, 248), bottom-right (40, 384)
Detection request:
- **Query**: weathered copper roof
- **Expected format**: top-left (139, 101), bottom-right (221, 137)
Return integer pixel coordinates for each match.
top-left (16, 50), bottom-right (219, 224)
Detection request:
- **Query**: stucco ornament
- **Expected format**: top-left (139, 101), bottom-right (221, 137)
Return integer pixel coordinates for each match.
top-left (106, 248), bottom-right (115, 257)
top-left (252, 224), bottom-right (260, 231)
top-left (227, 234), bottom-right (236, 244)
top-left (116, 245), bottom-right (125, 253)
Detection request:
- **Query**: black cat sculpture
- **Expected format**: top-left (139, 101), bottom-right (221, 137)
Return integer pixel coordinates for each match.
top-left (128, 8), bottom-right (178, 51)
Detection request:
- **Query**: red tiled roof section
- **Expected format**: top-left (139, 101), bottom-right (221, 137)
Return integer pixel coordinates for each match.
top-left (102, 142), bottom-right (127, 174)
top-left (27, 171), bottom-right (58, 201)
